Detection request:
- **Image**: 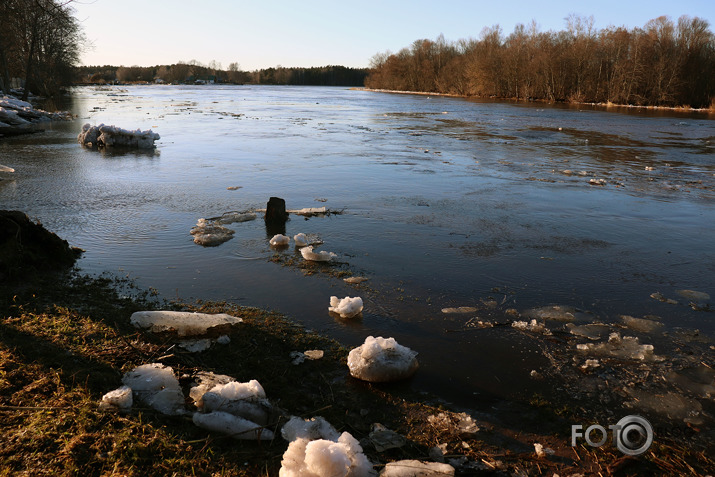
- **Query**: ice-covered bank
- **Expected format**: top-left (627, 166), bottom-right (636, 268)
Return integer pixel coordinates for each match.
top-left (77, 123), bottom-right (160, 149)
top-left (0, 95), bottom-right (71, 136)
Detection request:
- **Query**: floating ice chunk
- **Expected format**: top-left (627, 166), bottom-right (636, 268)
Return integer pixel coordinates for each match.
top-left (300, 245), bottom-right (337, 262)
top-left (287, 207), bottom-right (327, 216)
top-left (512, 319), bottom-right (551, 334)
top-left (533, 443), bottom-right (554, 458)
top-left (279, 432), bottom-right (375, 477)
top-left (348, 336), bottom-right (418, 383)
top-left (566, 323), bottom-right (610, 340)
top-left (380, 460), bottom-right (454, 476)
top-left (650, 292), bottom-right (678, 304)
top-left (190, 218), bottom-right (235, 246)
top-left (344, 276), bottom-right (368, 284)
top-left (441, 306), bottom-right (477, 314)
top-left (193, 411), bottom-right (274, 440)
top-left (130, 310), bottom-right (242, 337)
top-left (121, 363), bottom-right (185, 415)
top-left (427, 412), bottom-right (479, 436)
top-left (576, 332), bottom-right (661, 361)
top-left (0, 164), bottom-right (14, 172)
top-left (580, 359), bottom-right (600, 370)
top-left (588, 178), bottom-right (606, 186)
top-left (304, 350), bottom-right (324, 360)
top-left (78, 123), bottom-right (160, 149)
top-left (620, 315), bottom-right (664, 333)
top-left (645, 166), bottom-right (655, 171)
top-left (293, 233), bottom-right (309, 247)
top-left (369, 423), bottom-right (407, 452)
top-left (675, 289), bottom-right (710, 302)
top-left (281, 416), bottom-right (340, 442)
top-left (329, 296), bottom-right (364, 318)
top-left (523, 305), bottom-right (580, 322)
top-left (270, 234), bottom-right (290, 247)
top-left (666, 365), bottom-right (715, 398)
top-left (99, 385), bottom-right (133, 411)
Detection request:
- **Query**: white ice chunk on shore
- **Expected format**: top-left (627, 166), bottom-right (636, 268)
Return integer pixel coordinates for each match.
top-left (122, 363), bottom-right (185, 415)
top-left (189, 371), bottom-right (235, 406)
top-left (270, 234), bottom-right (290, 247)
top-left (348, 336), bottom-right (418, 383)
top-left (78, 123), bottom-right (160, 149)
top-left (380, 460), bottom-right (455, 476)
top-left (0, 164), bottom-right (14, 172)
top-left (576, 332), bottom-right (661, 361)
top-left (281, 416), bottom-right (340, 442)
top-left (130, 310), bottom-right (242, 337)
top-left (329, 296), bottom-right (364, 318)
top-left (293, 233), bottom-right (309, 247)
top-left (99, 385), bottom-right (133, 411)
top-left (300, 245), bottom-right (337, 262)
top-left (279, 431), bottom-right (375, 477)
top-left (193, 411), bottom-right (274, 440)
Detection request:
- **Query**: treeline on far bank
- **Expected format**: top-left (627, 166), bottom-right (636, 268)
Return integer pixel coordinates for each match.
top-left (75, 63), bottom-right (368, 87)
top-left (365, 15), bottom-right (715, 108)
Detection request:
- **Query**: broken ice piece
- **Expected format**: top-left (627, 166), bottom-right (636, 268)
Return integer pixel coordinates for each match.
top-left (130, 310), bottom-right (242, 337)
top-left (512, 319), bottom-right (551, 334)
top-left (381, 460), bottom-right (455, 476)
top-left (523, 305), bottom-right (579, 322)
top-left (287, 206), bottom-right (327, 216)
top-left (192, 411), bottom-right (274, 440)
top-left (300, 245), bottom-right (337, 262)
top-left (279, 431), bottom-right (374, 476)
top-left (650, 292), bottom-right (678, 304)
top-left (304, 350), bottom-right (324, 360)
top-left (290, 351), bottom-right (306, 365)
top-left (344, 276), bottom-right (368, 284)
top-left (329, 296), bottom-right (363, 319)
top-left (675, 289), bottom-right (710, 302)
top-left (270, 234), bottom-right (290, 247)
top-left (99, 385), bottom-right (133, 411)
top-left (281, 416), bottom-right (340, 442)
top-left (620, 315), bottom-right (664, 333)
top-left (369, 423), bottom-right (407, 452)
top-left (121, 363), bottom-right (185, 415)
top-left (566, 323), bottom-right (610, 340)
top-left (588, 178), bottom-right (606, 186)
top-left (347, 336), bottom-right (418, 383)
top-left (293, 233), bottom-right (309, 247)
top-left (576, 332), bottom-right (661, 361)
top-left (534, 443), bottom-right (555, 458)
top-left (441, 306), bottom-right (477, 313)
top-left (580, 359), bottom-right (600, 370)
top-left (178, 338), bottom-right (214, 352)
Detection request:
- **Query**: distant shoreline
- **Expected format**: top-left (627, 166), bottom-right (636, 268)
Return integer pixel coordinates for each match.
top-left (356, 87), bottom-right (715, 114)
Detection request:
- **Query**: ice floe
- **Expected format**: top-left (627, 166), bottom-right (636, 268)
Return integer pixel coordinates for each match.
top-left (190, 218), bottom-right (235, 246)
top-left (282, 416), bottom-right (340, 442)
top-left (121, 363), bottom-right (186, 415)
top-left (287, 206), bottom-right (327, 216)
top-left (77, 123), bottom-right (160, 149)
top-left (620, 315), bottom-right (664, 333)
top-left (441, 306), bottom-right (477, 314)
top-left (675, 289), bottom-right (710, 303)
top-left (344, 276), bottom-right (368, 284)
top-left (212, 211), bottom-right (256, 224)
top-left (576, 332), bottom-right (661, 361)
top-left (566, 323), bottom-right (610, 340)
top-left (130, 310), bottom-right (242, 337)
top-left (329, 296), bottom-right (364, 319)
top-left (512, 319), bottom-right (551, 334)
top-left (199, 380), bottom-right (273, 426)
top-left (0, 164), bottom-right (14, 172)
top-left (300, 245), bottom-right (337, 262)
top-left (523, 305), bottom-right (581, 322)
top-left (347, 336), bottom-right (418, 383)
top-left (624, 388), bottom-right (704, 424)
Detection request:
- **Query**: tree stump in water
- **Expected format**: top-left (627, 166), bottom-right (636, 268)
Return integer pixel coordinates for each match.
top-left (264, 197), bottom-right (288, 235)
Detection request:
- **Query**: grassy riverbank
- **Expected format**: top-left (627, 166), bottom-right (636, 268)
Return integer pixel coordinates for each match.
top-left (1, 269), bottom-right (713, 476)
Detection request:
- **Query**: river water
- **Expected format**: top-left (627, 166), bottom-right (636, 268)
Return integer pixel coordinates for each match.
top-left (1, 85), bottom-right (714, 413)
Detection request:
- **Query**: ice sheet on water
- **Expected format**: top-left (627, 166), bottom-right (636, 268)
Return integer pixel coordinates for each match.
top-left (566, 323), bottom-right (610, 340)
top-left (675, 289), bottom-right (711, 303)
top-left (441, 306), bottom-right (477, 314)
top-left (666, 365), bottom-right (715, 398)
top-left (620, 315), bottom-right (664, 333)
top-left (576, 332), bottom-right (662, 361)
top-left (523, 305), bottom-right (582, 322)
top-left (625, 388), bottom-right (704, 424)
top-left (512, 319), bottom-right (551, 335)
top-left (287, 206), bottom-right (327, 216)
top-left (130, 310), bottom-right (242, 337)
top-left (213, 211), bottom-right (256, 224)
top-left (190, 218), bottom-right (235, 246)
top-left (347, 336), bottom-right (418, 383)
top-left (329, 296), bottom-right (364, 319)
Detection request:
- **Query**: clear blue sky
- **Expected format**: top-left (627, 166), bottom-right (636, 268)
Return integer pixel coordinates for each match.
top-left (72, 0), bottom-right (715, 70)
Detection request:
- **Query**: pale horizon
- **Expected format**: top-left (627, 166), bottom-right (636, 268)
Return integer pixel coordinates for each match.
top-left (73, 0), bottom-right (715, 70)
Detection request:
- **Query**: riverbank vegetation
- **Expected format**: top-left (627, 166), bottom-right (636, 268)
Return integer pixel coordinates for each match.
top-left (365, 15), bottom-right (715, 109)
top-left (0, 0), bottom-right (83, 100)
top-left (74, 63), bottom-right (368, 87)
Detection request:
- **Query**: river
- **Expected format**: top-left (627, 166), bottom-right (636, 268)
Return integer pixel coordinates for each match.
top-left (1, 85), bottom-right (713, 418)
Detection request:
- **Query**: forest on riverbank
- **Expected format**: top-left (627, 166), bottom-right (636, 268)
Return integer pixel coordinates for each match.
top-left (365, 15), bottom-right (715, 108)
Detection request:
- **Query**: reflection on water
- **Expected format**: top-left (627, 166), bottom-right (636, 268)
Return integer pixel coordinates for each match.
top-left (1, 85), bottom-right (714, 410)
